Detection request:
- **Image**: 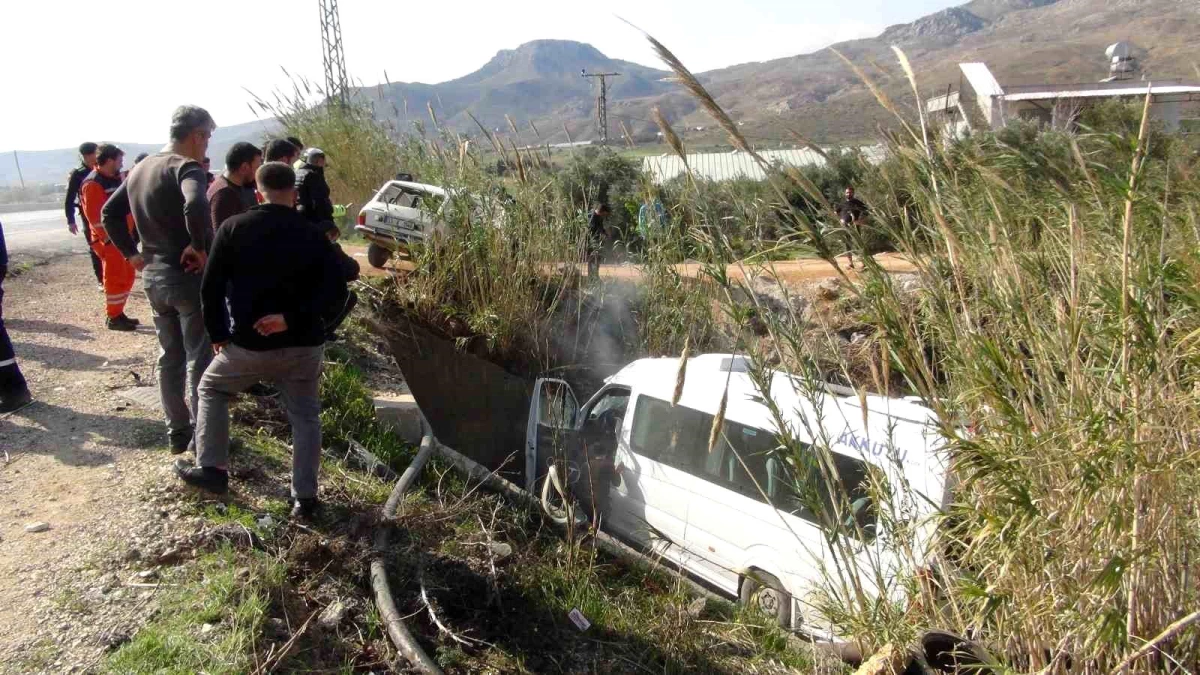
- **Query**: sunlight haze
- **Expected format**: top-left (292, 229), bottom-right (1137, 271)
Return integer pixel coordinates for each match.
top-left (0, 0), bottom-right (960, 151)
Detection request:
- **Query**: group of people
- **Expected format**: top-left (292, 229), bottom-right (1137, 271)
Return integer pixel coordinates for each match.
top-left (22, 105), bottom-right (360, 518)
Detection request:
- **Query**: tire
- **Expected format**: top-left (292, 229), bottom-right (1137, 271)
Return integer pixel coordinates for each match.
top-left (740, 570), bottom-right (792, 628)
top-left (367, 243), bottom-right (392, 269)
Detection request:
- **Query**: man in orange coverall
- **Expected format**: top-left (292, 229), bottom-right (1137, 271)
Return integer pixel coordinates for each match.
top-left (80, 144), bottom-right (140, 331)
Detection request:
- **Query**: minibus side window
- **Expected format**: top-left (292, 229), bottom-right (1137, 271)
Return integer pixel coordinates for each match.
top-left (719, 421), bottom-right (877, 539)
top-left (629, 396), bottom-right (710, 475)
top-left (630, 395), bottom-right (877, 539)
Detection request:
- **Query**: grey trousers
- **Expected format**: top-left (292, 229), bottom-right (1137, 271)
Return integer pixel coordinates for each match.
top-left (145, 272), bottom-right (212, 444)
top-left (195, 343), bottom-right (324, 499)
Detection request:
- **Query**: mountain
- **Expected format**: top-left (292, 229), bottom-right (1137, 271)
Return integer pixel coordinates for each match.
top-left (675, 0), bottom-right (1200, 145)
top-left (356, 0), bottom-right (1197, 147)
top-left (359, 40), bottom-right (673, 139)
top-left (0, 119), bottom-right (280, 189)
top-left (5, 0), bottom-right (1197, 186)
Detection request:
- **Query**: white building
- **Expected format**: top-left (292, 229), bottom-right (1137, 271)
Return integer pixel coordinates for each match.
top-left (927, 61), bottom-right (1200, 136)
top-left (642, 146), bottom-right (886, 185)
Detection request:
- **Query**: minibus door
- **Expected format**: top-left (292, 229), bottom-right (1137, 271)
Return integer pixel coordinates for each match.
top-left (525, 378), bottom-right (580, 494)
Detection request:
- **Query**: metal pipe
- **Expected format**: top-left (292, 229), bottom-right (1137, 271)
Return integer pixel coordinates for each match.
top-left (371, 431), bottom-right (442, 674)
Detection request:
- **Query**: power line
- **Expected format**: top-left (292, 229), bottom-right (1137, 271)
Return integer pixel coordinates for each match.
top-left (318, 0), bottom-right (349, 105)
top-left (581, 70), bottom-right (621, 145)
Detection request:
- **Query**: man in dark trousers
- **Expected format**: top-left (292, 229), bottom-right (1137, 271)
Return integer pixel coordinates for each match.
top-left (835, 186), bottom-right (868, 269)
top-left (586, 203), bottom-right (611, 280)
top-left (103, 105), bottom-right (216, 453)
top-left (0, 219), bottom-right (32, 413)
top-left (295, 148), bottom-right (333, 225)
top-left (177, 162), bottom-right (340, 519)
top-left (65, 142), bottom-right (104, 286)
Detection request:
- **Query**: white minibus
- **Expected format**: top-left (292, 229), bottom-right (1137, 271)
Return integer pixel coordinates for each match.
top-left (525, 354), bottom-right (949, 634)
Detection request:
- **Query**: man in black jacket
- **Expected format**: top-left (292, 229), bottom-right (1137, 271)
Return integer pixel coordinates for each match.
top-left (314, 220), bottom-right (360, 341)
top-left (835, 186), bottom-right (868, 269)
top-left (177, 162), bottom-right (340, 519)
top-left (65, 142), bottom-right (104, 286)
top-left (295, 148), bottom-right (334, 225)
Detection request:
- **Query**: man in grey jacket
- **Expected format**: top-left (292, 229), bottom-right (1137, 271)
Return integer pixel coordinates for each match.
top-left (102, 105), bottom-right (216, 452)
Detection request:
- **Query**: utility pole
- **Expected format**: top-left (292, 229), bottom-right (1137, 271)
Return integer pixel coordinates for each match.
top-left (12, 151), bottom-right (25, 189)
top-left (318, 0), bottom-right (350, 105)
top-left (581, 70), bottom-right (620, 145)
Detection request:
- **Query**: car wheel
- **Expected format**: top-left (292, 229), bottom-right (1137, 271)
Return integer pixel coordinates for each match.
top-left (740, 570), bottom-right (792, 628)
top-left (367, 243), bottom-right (392, 269)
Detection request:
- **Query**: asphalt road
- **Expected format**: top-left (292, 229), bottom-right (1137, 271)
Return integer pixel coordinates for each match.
top-left (1, 209), bottom-right (85, 258)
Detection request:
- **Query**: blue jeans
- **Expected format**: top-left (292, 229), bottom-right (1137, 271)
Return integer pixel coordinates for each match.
top-left (144, 268), bottom-right (211, 444)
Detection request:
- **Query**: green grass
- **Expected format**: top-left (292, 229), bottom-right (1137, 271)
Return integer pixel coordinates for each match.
top-left (103, 545), bottom-right (285, 675)
top-left (319, 346), bottom-right (415, 470)
top-left (400, 470), bottom-right (827, 674)
top-left (101, 347), bottom-right (406, 674)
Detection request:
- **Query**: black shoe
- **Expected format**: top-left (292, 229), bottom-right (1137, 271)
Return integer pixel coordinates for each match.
top-left (118, 313), bottom-right (140, 326)
top-left (174, 459), bottom-right (229, 494)
top-left (169, 429), bottom-right (194, 454)
top-left (290, 497), bottom-right (320, 520)
top-left (106, 315), bottom-right (138, 332)
top-left (245, 383), bottom-right (280, 398)
top-left (0, 388), bottom-right (32, 414)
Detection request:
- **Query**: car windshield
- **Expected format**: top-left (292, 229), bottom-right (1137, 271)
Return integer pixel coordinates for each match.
top-left (378, 184), bottom-right (445, 211)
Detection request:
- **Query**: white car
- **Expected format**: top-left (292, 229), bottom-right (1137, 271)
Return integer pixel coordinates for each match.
top-left (355, 180), bottom-right (448, 268)
top-left (525, 354), bottom-right (949, 637)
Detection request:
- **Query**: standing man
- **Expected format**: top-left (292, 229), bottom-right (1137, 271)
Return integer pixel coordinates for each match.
top-left (264, 139), bottom-right (299, 166)
top-left (208, 142), bottom-right (263, 231)
top-left (295, 148), bottom-right (333, 225)
top-left (102, 105), bottom-right (216, 453)
top-left (80, 144), bottom-right (139, 331)
top-left (64, 142), bottom-right (104, 287)
top-left (287, 136), bottom-right (305, 170)
top-left (836, 186), bottom-right (868, 269)
top-left (202, 157), bottom-right (216, 187)
top-left (177, 162), bottom-right (339, 519)
top-left (586, 203), bottom-right (611, 280)
top-left (0, 218), bottom-right (32, 414)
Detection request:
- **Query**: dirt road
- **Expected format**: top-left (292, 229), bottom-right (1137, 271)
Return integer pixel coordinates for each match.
top-left (0, 253), bottom-right (187, 672)
top-left (342, 243), bottom-right (914, 282)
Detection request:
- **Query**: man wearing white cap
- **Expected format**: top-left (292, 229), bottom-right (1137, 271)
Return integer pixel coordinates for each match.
top-left (295, 148), bottom-right (333, 226)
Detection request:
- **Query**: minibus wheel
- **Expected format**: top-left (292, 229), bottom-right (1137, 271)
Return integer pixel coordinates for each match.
top-left (740, 570), bottom-right (791, 627)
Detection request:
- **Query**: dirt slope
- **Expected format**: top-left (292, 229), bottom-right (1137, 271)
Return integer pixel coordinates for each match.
top-left (0, 255), bottom-right (185, 672)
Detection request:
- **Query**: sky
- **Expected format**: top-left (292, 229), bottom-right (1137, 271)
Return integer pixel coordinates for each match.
top-left (0, 0), bottom-right (962, 152)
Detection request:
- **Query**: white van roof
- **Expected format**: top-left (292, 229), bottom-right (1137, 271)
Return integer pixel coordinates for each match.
top-left (608, 353), bottom-right (949, 514)
top-left (608, 353), bottom-right (942, 442)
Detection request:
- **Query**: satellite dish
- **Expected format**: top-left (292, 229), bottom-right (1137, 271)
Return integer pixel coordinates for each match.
top-left (1104, 42), bottom-right (1138, 81)
top-left (1105, 42), bottom-right (1132, 60)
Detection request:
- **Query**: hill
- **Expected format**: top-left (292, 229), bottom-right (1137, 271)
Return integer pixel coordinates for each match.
top-left (356, 0), bottom-right (1198, 147)
top-left (5, 0), bottom-right (1197, 186)
top-left (358, 39), bottom-right (674, 140)
top-left (0, 119), bottom-right (280, 189)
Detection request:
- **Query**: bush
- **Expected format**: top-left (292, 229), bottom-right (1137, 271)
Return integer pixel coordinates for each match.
top-left (674, 47), bottom-right (1200, 669)
top-left (249, 81), bottom-right (403, 208)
